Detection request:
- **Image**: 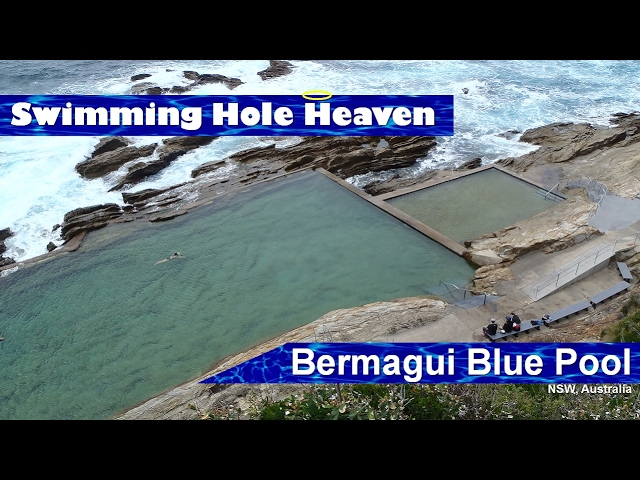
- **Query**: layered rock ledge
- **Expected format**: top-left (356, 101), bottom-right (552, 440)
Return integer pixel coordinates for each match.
top-left (115, 112), bottom-right (640, 419)
top-left (6, 110), bottom-right (640, 419)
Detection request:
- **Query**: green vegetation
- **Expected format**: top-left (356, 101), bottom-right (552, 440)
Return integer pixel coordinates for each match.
top-left (611, 295), bottom-right (640, 342)
top-left (199, 383), bottom-right (640, 420)
top-left (200, 296), bottom-right (640, 420)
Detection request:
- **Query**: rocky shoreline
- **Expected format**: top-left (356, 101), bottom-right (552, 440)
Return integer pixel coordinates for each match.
top-left (115, 111), bottom-right (640, 419)
top-left (3, 71), bottom-right (640, 419)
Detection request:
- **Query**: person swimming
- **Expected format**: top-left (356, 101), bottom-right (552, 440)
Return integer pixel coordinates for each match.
top-left (155, 252), bottom-right (183, 265)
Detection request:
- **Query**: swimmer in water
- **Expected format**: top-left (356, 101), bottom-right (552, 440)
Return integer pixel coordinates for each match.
top-left (155, 252), bottom-right (183, 265)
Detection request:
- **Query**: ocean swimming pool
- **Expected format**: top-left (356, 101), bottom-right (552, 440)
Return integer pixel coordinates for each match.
top-left (0, 169), bottom-right (475, 419)
top-left (386, 168), bottom-right (564, 244)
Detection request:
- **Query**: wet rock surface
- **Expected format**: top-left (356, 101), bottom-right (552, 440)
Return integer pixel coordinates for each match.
top-left (60, 203), bottom-right (124, 241)
top-left (0, 227), bottom-right (15, 265)
top-left (10, 104), bottom-right (640, 417)
top-left (257, 60), bottom-right (295, 80)
top-left (497, 113), bottom-right (640, 174)
top-left (114, 112), bottom-right (640, 418)
top-left (108, 136), bottom-right (218, 191)
top-left (75, 144), bottom-right (157, 179)
top-left (128, 70), bottom-right (245, 95)
top-left (223, 136), bottom-right (437, 177)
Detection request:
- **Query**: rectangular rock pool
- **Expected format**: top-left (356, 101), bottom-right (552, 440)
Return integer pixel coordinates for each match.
top-left (0, 169), bottom-right (476, 419)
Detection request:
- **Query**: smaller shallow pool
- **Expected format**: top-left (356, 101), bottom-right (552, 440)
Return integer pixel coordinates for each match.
top-left (387, 168), bottom-right (564, 243)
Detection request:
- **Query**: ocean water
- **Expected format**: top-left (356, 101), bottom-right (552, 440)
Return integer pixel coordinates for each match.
top-left (0, 170), bottom-right (475, 419)
top-left (1, 60), bottom-right (638, 419)
top-left (1, 60), bottom-right (640, 261)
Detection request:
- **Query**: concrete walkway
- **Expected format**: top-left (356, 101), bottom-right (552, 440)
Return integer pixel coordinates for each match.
top-left (589, 195), bottom-right (640, 232)
top-left (374, 205), bottom-right (640, 344)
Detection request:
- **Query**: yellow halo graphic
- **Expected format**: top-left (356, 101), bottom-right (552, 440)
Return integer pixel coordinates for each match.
top-left (302, 90), bottom-right (333, 101)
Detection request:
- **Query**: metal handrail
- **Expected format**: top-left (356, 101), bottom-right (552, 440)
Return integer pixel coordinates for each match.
top-left (439, 281), bottom-right (489, 305)
top-left (532, 232), bottom-right (640, 299)
top-left (543, 183), bottom-right (560, 199)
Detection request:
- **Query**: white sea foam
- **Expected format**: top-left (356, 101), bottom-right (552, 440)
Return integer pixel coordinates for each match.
top-left (0, 265), bottom-right (19, 277)
top-left (3, 60), bottom-right (640, 261)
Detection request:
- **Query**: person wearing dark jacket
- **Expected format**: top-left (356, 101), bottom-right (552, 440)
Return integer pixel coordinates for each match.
top-left (483, 318), bottom-right (499, 338)
top-left (502, 316), bottom-right (514, 333)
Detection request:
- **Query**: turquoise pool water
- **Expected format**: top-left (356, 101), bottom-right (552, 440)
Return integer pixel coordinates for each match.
top-left (0, 170), bottom-right (475, 419)
top-left (387, 168), bottom-right (563, 243)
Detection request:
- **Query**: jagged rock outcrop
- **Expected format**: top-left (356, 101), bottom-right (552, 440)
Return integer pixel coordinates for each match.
top-left (149, 210), bottom-right (188, 222)
top-left (131, 74), bottom-right (152, 81)
top-left (90, 137), bottom-right (130, 157)
top-left (362, 169), bottom-right (439, 196)
top-left (121, 184), bottom-right (187, 205)
top-left (130, 82), bottom-right (158, 94)
top-left (472, 263), bottom-right (515, 292)
top-left (129, 70), bottom-right (244, 95)
top-left (463, 190), bottom-right (603, 290)
top-left (60, 203), bottom-right (124, 241)
top-left (469, 249), bottom-right (503, 266)
top-left (182, 71), bottom-right (244, 89)
top-left (0, 257), bottom-right (15, 267)
top-left (465, 191), bottom-right (601, 263)
top-left (191, 160), bottom-right (226, 178)
top-left (210, 136), bottom-right (438, 179)
top-left (257, 60), bottom-right (294, 80)
top-left (0, 227), bottom-right (15, 265)
top-left (496, 129), bottom-right (522, 140)
top-left (46, 242), bottom-right (57, 252)
top-left (0, 227), bottom-right (13, 255)
top-left (456, 157), bottom-right (483, 170)
top-left (498, 114), bottom-right (640, 174)
top-left (75, 144), bottom-right (157, 179)
top-left (108, 137), bottom-right (217, 191)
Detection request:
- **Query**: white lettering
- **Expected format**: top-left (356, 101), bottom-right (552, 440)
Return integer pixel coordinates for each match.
top-left (11, 102), bottom-right (33, 126)
top-left (317, 355), bottom-right (335, 375)
top-left (352, 355), bottom-right (380, 375)
top-left (601, 354), bottom-right (622, 375)
top-left (556, 348), bottom-right (577, 374)
top-left (413, 107), bottom-right (435, 125)
top-left (525, 355), bottom-right (543, 375)
top-left (32, 106), bottom-right (62, 126)
top-left (109, 107), bottom-right (144, 126)
top-left (292, 348), bottom-right (315, 375)
top-left (332, 106), bottom-right (352, 126)
top-left (392, 107), bottom-right (412, 126)
top-left (305, 102), bottom-right (331, 125)
top-left (382, 355), bottom-right (401, 376)
top-left (468, 348), bottom-right (491, 375)
top-left (353, 107), bottom-right (372, 126)
top-left (180, 107), bottom-right (201, 131)
top-left (274, 106), bottom-right (293, 126)
top-left (403, 355), bottom-right (422, 382)
top-left (75, 107), bottom-right (109, 126)
top-left (240, 106), bottom-right (261, 126)
top-left (212, 103), bottom-right (239, 126)
top-left (372, 107), bottom-right (393, 125)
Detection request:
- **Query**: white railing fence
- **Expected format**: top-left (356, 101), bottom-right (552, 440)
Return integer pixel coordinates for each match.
top-left (532, 232), bottom-right (640, 300)
top-left (566, 177), bottom-right (608, 220)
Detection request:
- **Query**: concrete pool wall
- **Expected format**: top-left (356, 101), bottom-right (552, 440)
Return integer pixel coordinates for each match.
top-left (316, 165), bottom-right (566, 255)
